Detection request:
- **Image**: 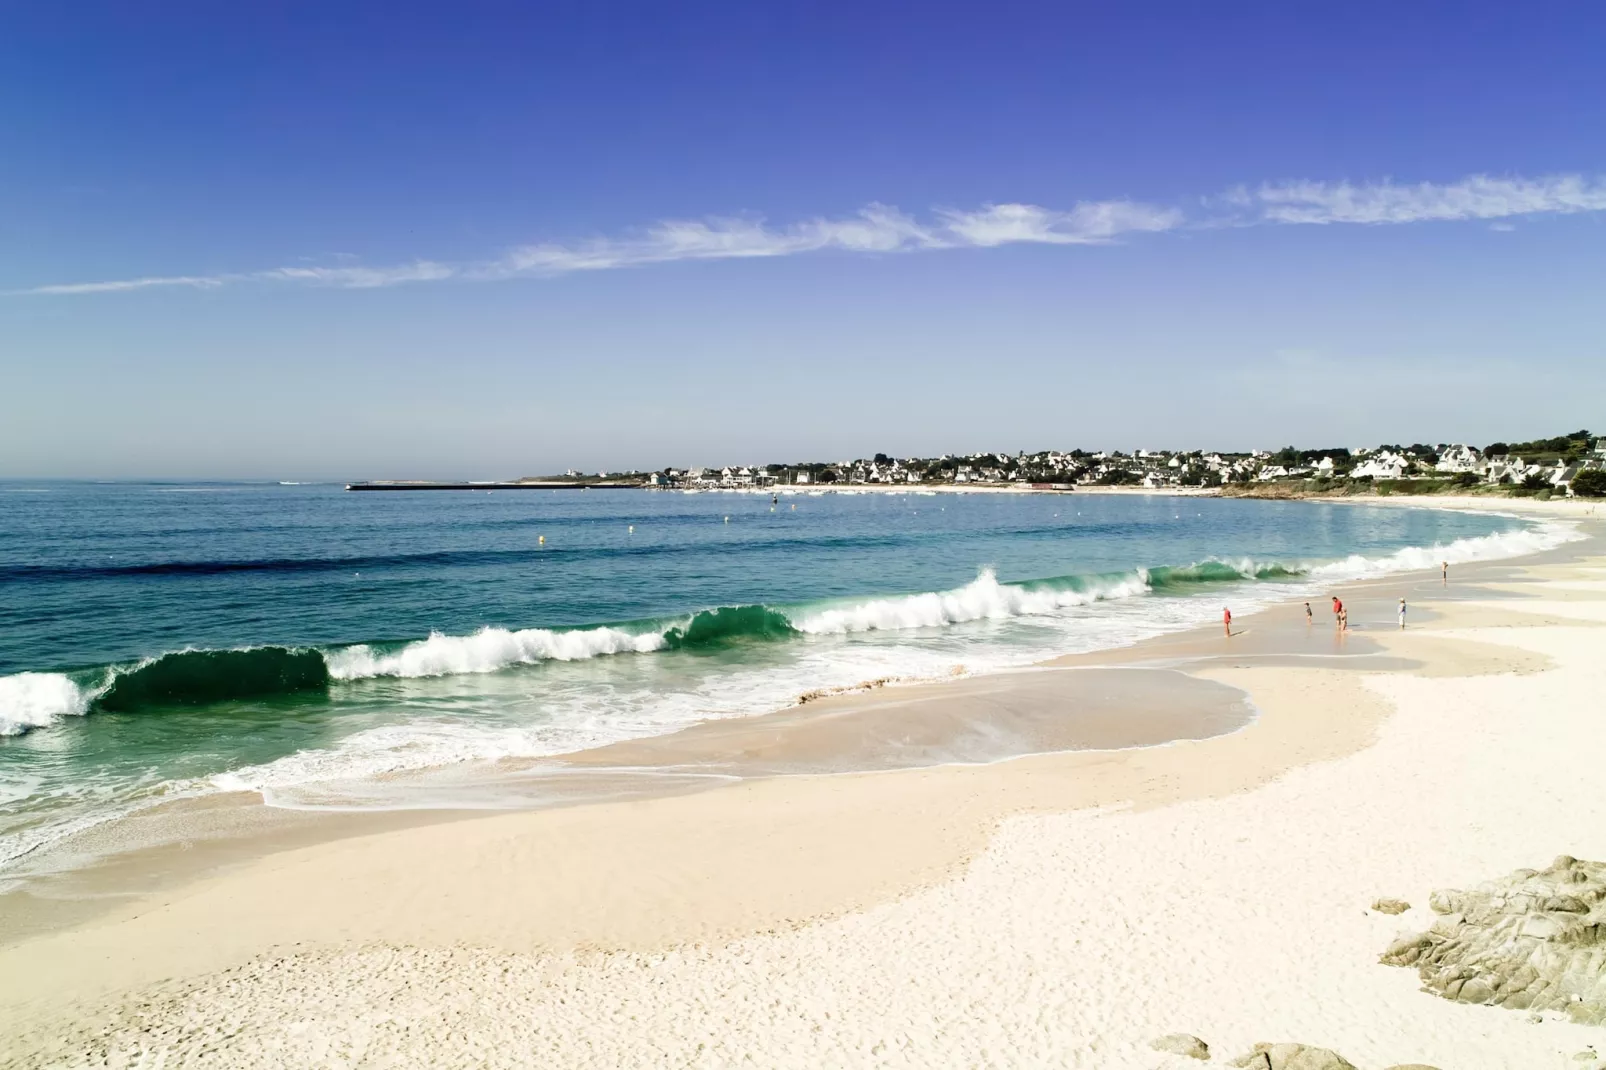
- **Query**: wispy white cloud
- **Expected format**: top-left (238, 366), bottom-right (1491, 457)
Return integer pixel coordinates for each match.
top-left (938, 201), bottom-right (1183, 246)
top-left (15, 172), bottom-right (1606, 297)
top-left (14, 199), bottom-right (1176, 296)
top-left (489, 205), bottom-right (941, 276)
top-left (23, 274), bottom-right (232, 295)
top-left (488, 199), bottom-right (1174, 277)
top-left (1244, 173), bottom-right (1606, 225)
top-left (256, 261), bottom-right (457, 288)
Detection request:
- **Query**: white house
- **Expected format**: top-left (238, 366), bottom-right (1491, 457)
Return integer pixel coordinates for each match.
top-left (1434, 445), bottom-right (1483, 473)
top-left (1352, 455), bottom-right (1406, 479)
top-left (1483, 456), bottom-right (1525, 484)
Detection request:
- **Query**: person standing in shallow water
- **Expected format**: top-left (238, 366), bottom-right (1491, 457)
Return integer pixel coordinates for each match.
top-left (1442, 560), bottom-right (1449, 586)
top-left (1304, 602), bottom-right (1313, 626)
top-left (1331, 595), bottom-right (1343, 628)
top-left (1223, 607), bottom-right (1232, 636)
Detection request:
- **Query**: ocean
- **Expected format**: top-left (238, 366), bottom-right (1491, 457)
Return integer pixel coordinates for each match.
top-left (0, 481), bottom-right (1570, 872)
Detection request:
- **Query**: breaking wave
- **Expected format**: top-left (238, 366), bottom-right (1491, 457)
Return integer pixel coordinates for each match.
top-left (0, 648), bottom-right (330, 734)
top-left (0, 519), bottom-right (1578, 732)
top-left (326, 626), bottom-right (668, 680)
top-left (94, 648), bottom-right (329, 711)
top-left (0, 672), bottom-right (93, 736)
top-left (789, 568), bottom-right (1149, 635)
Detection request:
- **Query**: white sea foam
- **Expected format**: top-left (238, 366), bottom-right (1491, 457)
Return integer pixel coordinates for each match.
top-left (790, 568), bottom-right (1149, 635)
top-left (0, 673), bottom-right (92, 736)
top-left (326, 625), bottom-right (668, 680)
top-left (309, 521), bottom-right (1582, 684)
top-left (1306, 520), bottom-right (1578, 583)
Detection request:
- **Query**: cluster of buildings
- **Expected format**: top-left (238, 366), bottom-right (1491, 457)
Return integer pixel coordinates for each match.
top-left (614, 436), bottom-right (1605, 495)
top-left (1255, 441), bottom-right (1606, 493)
top-left (636, 450), bottom-right (1279, 490)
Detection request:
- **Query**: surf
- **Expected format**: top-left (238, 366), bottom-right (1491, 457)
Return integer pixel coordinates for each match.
top-left (0, 519), bottom-right (1579, 734)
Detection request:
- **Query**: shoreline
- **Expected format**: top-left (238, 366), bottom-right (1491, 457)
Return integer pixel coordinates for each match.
top-left (6, 540), bottom-right (1603, 1065)
top-left (0, 499), bottom-right (1588, 931)
top-left (0, 496), bottom-right (1572, 868)
top-left (2, 499), bottom-right (1603, 1066)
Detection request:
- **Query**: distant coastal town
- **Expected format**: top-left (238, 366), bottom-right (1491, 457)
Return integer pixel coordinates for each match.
top-left (348, 429), bottom-right (1606, 498)
top-left (577, 429), bottom-right (1606, 496)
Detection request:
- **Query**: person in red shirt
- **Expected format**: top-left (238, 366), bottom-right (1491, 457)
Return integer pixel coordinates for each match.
top-left (1223, 607), bottom-right (1232, 636)
top-left (1331, 595), bottom-right (1343, 625)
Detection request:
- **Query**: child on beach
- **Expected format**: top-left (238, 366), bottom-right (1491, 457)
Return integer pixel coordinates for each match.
top-left (1304, 602), bottom-right (1312, 625)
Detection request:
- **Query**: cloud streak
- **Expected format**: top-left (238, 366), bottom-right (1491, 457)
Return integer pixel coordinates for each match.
top-left (25, 275), bottom-right (231, 295)
top-left (15, 172), bottom-right (1606, 296)
top-left (1242, 173), bottom-right (1606, 225)
top-left (11, 199), bottom-right (1180, 297)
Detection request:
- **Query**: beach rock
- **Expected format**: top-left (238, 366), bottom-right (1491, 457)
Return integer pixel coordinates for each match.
top-left (1379, 855), bottom-right (1606, 1025)
top-left (1230, 1043), bottom-right (1356, 1069)
top-left (1373, 897), bottom-right (1411, 915)
top-left (1150, 1033), bottom-right (1210, 1059)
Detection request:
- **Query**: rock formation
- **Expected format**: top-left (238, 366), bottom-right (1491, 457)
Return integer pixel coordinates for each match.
top-left (1371, 897), bottom-right (1411, 915)
top-left (1230, 1043), bottom-right (1356, 1069)
top-left (1380, 855), bottom-right (1606, 1024)
top-left (1150, 1033), bottom-right (1210, 1059)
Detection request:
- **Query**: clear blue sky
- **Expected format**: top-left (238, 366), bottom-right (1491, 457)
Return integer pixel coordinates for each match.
top-left (3, 2), bottom-right (1603, 478)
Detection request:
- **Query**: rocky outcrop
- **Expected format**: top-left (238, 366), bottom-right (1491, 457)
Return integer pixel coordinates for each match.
top-left (1372, 897), bottom-right (1411, 915)
top-left (1380, 855), bottom-right (1606, 1024)
top-left (1230, 1043), bottom-right (1356, 1069)
top-left (1150, 1033), bottom-right (1209, 1059)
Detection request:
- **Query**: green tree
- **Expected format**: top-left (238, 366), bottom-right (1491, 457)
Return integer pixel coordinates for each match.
top-left (1571, 469), bottom-right (1606, 498)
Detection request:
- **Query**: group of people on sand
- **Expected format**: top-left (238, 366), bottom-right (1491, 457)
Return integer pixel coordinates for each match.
top-left (1224, 560), bottom-right (1446, 639)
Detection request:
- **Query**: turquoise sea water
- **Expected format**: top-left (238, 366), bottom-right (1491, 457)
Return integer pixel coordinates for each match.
top-left (0, 482), bottom-right (1561, 868)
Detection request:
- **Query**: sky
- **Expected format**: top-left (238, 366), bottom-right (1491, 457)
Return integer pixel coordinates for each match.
top-left (2, 1), bottom-right (1604, 479)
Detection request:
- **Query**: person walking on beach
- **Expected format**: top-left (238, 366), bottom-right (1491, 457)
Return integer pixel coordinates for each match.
top-left (1223, 607), bottom-right (1232, 637)
top-left (1442, 560), bottom-right (1448, 586)
top-left (1331, 595), bottom-right (1343, 628)
top-left (1399, 598), bottom-right (1407, 629)
top-left (1304, 601), bottom-right (1313, 625)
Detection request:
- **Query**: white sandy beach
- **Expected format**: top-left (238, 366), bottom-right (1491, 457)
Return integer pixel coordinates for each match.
top-left (1, 503), bottom-right (1603, 1069)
